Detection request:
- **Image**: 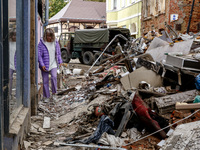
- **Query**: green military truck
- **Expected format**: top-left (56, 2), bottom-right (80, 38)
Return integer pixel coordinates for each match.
top-left (59, 28), bottom-right (130, 65)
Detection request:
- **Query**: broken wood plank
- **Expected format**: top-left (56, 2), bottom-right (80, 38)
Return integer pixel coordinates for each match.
top-left (138, 89), bottom-right (166, 97)
top-left (57, 87), bottom-right (76, 95)
top-left (152, 90), bottom-right (199, 114)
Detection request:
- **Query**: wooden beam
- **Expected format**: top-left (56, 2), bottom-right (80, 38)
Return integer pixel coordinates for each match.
top-left (176, 102), bottom-right (200, 110)
top-left (30, 0), bottom-right (37, 115)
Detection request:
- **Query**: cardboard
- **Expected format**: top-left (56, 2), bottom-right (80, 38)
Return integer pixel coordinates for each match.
top-left (120, 67), bottom-right (162, 90)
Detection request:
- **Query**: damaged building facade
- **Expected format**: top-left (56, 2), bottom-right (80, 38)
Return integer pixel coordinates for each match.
top-left (141, 0), bottom-right (200, 35)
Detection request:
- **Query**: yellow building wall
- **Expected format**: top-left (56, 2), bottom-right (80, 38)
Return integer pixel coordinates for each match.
top-left (107, 0), bottom-right (142, 38)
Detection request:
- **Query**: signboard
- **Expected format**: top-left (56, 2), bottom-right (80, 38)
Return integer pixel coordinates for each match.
top-left (170, 14), bottom-right (178, 22)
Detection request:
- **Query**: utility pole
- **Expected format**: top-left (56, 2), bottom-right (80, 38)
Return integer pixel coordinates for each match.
top-left (187, 0), bottom-right (195, 34)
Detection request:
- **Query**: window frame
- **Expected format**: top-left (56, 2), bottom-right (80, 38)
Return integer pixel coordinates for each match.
top-left (3, 0), bottom-right (31, 135)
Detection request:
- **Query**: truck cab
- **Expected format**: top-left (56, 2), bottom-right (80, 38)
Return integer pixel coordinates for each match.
top-left (59, 32), bottom-right (74, 63)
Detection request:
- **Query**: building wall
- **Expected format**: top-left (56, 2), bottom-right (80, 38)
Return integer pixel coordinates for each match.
top-left (106, 0), bottom-right (142, 38)
top-left (47, 22), bottom-right (102, 40)
top-left (141, 0), bottom-right (200, 35)
top-left (169, 0), bottom-right (200, 33)
top-left (2, 0), bottom-right (45, 149)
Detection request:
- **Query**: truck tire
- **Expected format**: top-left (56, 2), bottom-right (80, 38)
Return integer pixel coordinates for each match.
top-left (79, 57), bottom-right (84, 64)
top-left (61, 49), bottom-right (71, 63)
top-left (83, 51), bottom-right (94, 65)
top-left (94, 52), bottom-right (102, 66)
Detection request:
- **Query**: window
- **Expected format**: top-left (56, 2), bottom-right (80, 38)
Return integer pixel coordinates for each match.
top-left (113, 0), bottom-right (117, 9)
top-left (4, 0), bottom-right (30, 133)
top-left (175, 24), bottom-right (182, 31)
top-left (132, 0), bottom-right (136, 3)
top-left (158, 0), bottom-right (166, 13)
top-left (150, 0), bottom-right (156, 15)
top-left (122, 0), bottom-right (125, 7)
top-left (8, 0), bottom-right (21, 118)
top-left (143, 0), bottom-right (148, 17)
top-left (51, 27), bottom-right (58, 33)
top-left (130, 23), bottom-right (137, 33)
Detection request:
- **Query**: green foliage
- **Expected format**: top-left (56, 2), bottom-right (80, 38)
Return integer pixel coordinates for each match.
top-left (49, 0), bottom-right (105, 18)
top-left (87, 0), bottom-right (106, 2)
top-left (49, 0), bottom-right (67, 18)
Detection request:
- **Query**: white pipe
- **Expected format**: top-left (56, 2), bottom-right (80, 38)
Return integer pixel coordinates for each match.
top-left (86, 34), bottom-right (128, 75)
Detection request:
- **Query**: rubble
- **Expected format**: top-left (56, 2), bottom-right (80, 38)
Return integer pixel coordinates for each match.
top-left (25, 29), bottom-right (200, 150)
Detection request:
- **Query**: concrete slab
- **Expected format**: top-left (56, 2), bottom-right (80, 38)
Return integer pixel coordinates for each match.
top-left (160, 120), bottom-right (200, 150)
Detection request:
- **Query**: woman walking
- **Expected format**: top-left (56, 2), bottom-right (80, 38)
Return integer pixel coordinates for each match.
top-left (38, 28), bottom-right (63, 102)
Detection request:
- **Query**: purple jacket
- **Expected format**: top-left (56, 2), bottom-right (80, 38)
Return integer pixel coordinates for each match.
top-left (38, 38), bottom-right (63, 71)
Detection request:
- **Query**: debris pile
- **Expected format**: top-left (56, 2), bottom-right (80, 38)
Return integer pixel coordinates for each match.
top-left (25, 29), bottom-right (200, 150)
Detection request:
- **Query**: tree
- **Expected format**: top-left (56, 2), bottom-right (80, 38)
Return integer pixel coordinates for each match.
top-left (87, 0), bottom-right (106, 2)
top-left (49, 0), bottom-right (67, 18)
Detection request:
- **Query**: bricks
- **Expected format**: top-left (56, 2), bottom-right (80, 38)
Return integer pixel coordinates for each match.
top-left (141, 0), bottom-right (200, 34)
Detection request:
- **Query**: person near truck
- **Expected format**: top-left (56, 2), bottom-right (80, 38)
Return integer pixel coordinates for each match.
top-left (38, 28), bottom-right (63, 102)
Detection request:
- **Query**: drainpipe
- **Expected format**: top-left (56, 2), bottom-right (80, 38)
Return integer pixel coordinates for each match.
top-left (186, 0), bottom-right (195, 34)
top-left (43, 0), bottom-right (49, 27)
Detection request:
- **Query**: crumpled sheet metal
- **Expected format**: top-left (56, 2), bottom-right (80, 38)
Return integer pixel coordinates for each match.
top-left (146, 39), bottom-right (193, 62)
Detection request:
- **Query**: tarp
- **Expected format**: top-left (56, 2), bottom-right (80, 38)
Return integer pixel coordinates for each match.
top-left (74, 28), bottom-right (130, 44)
top-left (74, 29), bottom-right (109, 44)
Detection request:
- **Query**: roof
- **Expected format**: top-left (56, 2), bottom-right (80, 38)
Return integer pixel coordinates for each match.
top-left (49, 0), bottom-right (106, 24)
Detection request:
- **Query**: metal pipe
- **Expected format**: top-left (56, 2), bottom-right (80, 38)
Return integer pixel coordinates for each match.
top-left (86, 34), bottom-right (128, 75)
top-left (59, 143), bottom-right (127, 150)
top-left (187, 0), bottom-right (195, 34)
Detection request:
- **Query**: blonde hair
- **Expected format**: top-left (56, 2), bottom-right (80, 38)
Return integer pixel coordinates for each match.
top-left (43, 28), bottom-right (55, 42)
top-left (9, 28), bottom-right (16, 41)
